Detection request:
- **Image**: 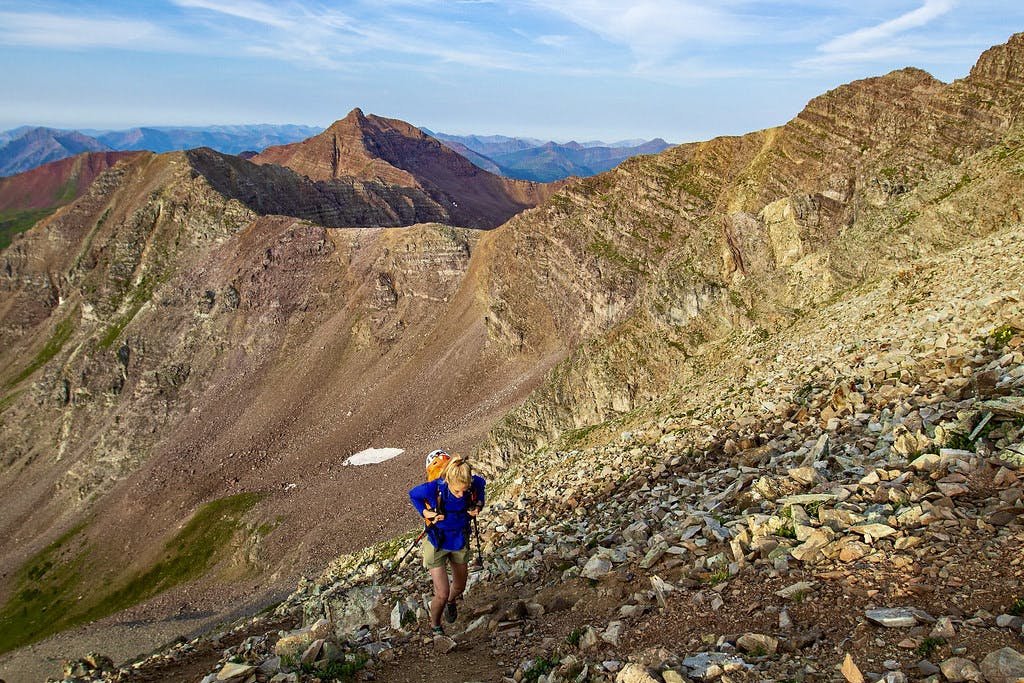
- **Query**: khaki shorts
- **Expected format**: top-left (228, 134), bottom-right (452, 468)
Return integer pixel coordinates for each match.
top-left (421, 536), bottom-right (471, 569)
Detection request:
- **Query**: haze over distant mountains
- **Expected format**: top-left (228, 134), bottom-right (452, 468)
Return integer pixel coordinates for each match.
top-left (0, 123), bottom-right (673, 183)
top-left (423, 129), bottom-right (674, 182)
top-left (0, 124), bottom-right (322, 177)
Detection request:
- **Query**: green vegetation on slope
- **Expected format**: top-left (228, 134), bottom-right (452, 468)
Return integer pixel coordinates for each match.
top-left (0, 208), bottom-right (57, 250)
top-left (0, 492), bottom-right (264, 655)
top-left (5, 309), bottom-right (78, 388)
top-left (97, 271), bottom-right (167, 349)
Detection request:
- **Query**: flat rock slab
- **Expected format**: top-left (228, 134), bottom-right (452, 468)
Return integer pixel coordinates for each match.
top-left (777, 493), bottom-right (838, 506)
top-left (865, 608), bottom-right (924, 628)
top-left (982, 396), bottom-right (1024, 418)
top-left (217, 662), bottom-right (257, 681)
top-left (775, 581), bottom-right (817, 599)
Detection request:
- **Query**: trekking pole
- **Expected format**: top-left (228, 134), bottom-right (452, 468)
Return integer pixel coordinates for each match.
top-left (472, 516), bottom-right (484, 570)
top-left (379, 527), bottom-right (426, 584)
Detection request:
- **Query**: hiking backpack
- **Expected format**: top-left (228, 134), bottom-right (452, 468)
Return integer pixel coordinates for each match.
top-left (425, 449), bottom-right (451, 482)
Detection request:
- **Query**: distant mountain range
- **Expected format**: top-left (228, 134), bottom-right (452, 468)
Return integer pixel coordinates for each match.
top-left (0, 124), bottom-right (673, 183)
top-left (0, 124), bottom-right (322, 176)
top-left (423, 129), bottom-right (675, 182)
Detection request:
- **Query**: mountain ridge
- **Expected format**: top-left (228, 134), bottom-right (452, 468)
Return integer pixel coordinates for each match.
top-left (2, 33), bottom-right (1024, 682)
top-left (251, 109), bottom-right (561, 229)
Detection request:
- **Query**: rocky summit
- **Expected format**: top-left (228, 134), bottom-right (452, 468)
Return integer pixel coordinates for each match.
top-left (3, 32), bottom-right (1024, 683)
top-left (251, 109), bottom-right (560, 229)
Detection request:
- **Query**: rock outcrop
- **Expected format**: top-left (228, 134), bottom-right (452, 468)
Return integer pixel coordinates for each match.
top-left (472, 32), bottom-right (1024, 474)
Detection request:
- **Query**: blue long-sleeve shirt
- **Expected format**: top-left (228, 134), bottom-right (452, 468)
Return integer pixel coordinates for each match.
top-left (408, 475), bottom-right (486, 551)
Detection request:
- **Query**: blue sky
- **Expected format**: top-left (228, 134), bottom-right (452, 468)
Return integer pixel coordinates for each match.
top-left (0, 1), bottom-right (1021, 143)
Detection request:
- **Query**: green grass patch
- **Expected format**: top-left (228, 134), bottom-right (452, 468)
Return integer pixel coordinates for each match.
top-left (522, 655), bottom-right (560, 683)
top-left (705, 568), bottom-right (731, 585)
top-left (301, 653), bottom-right (368, 681)
top-left (588, 235), bottom-right (641, 271)
top-left (895, 210), bottom-right (919, 229)
top-left (6, 309), bottom-right (78, 388)
top-left (664, 164), bottom-right (710, 203)
top-left (915, 636), bottom-right (945, 658)
top-left (0, 208), bottom-right (57, 250)
top-left (775, 522), bottom-right (797, 540)
top-left (559, 423), bottom-right (603, 448)
top-left (934, 173), bottom-right (971, 203)
top-left (0, 522), bottom-right (88, 655)
top-left (97, 272), bottom-right (165, 349)
top-left (944, 431), bottom-right (974, 452)
top-left (0, 492), bottom-right (263, 655)
top-left (1009, 596), bottom-right (1024, 616)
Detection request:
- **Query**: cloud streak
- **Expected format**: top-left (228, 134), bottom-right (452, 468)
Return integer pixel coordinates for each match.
top-left (802, 0), bottom-right (957, 68)
top-left (172, 0), bottom-right (298, 29)
top-left (0, 11), bottom-right (182, 50)
top-left (534, 0), bottom-right (754, 63)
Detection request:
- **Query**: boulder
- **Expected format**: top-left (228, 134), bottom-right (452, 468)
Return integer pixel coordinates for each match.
top-left (615, 663), bottom-right (660, 683)
top-left (980, 647), bottom-right (1024, 683)
top-left (939, 657), bottom-right (983, 682)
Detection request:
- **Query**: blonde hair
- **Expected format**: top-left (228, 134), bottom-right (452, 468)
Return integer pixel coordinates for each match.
top-left (443, 457), bottom-right (473, 489)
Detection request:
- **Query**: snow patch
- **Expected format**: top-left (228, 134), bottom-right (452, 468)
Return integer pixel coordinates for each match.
top-left (344, 447), bottom-right (404, 466)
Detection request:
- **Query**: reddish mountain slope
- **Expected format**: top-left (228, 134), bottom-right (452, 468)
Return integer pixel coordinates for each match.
top-left (252, 109), bottom-right (560, 229)
top-left (0, 151), bottom-right (143, 213)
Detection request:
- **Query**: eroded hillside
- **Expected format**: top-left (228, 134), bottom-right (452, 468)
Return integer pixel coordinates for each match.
top-left (2, 33), bottom-right (1024, 683)
top-left (474, 35), bottom-right (1024, 474)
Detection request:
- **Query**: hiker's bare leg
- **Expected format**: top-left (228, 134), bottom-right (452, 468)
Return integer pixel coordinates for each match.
top-left (449, 561), bottom-right (468, 604)
top-left (429, 565), bottom-right (450, 627)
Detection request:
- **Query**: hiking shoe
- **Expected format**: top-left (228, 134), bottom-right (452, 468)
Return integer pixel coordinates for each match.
top-left (445, 601), bottom-right (458, 623)
top-left (431, 625), bottom-right (445, 636)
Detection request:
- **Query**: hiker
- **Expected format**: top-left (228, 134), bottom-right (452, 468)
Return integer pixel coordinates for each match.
top-left (408, 454), bottom-right (485, 636)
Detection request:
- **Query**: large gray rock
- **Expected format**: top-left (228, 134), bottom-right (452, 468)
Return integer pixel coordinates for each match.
top-left (980, 647), bottom-right (1024, 683)
top-left (581, 555), bottom-right (614, 579)
top-left (315, 585), bottom-right (384, 637)
top-left (682, 652), bottom-right (748, 680)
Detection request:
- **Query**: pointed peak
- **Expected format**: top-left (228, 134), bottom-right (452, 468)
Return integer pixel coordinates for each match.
top-left (327, 108), bottom-right (369, 131)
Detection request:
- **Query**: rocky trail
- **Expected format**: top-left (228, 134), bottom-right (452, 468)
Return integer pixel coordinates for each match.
top-left (47, 224), bottom-right (1024, 683)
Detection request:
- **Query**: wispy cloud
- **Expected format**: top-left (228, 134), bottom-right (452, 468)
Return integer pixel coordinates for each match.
top-left (802, 0), bottom-right (957, 68)
top-left (0, 11), bottom-right (183, 50)
top-left (533, 1), bottom-right (755, 65)
top-left (172, 0), bottom-right (298, 29)
top-left (165, 0), bottom-right (545, 71)
top-left (535, 34), bottom-right (571, 49)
